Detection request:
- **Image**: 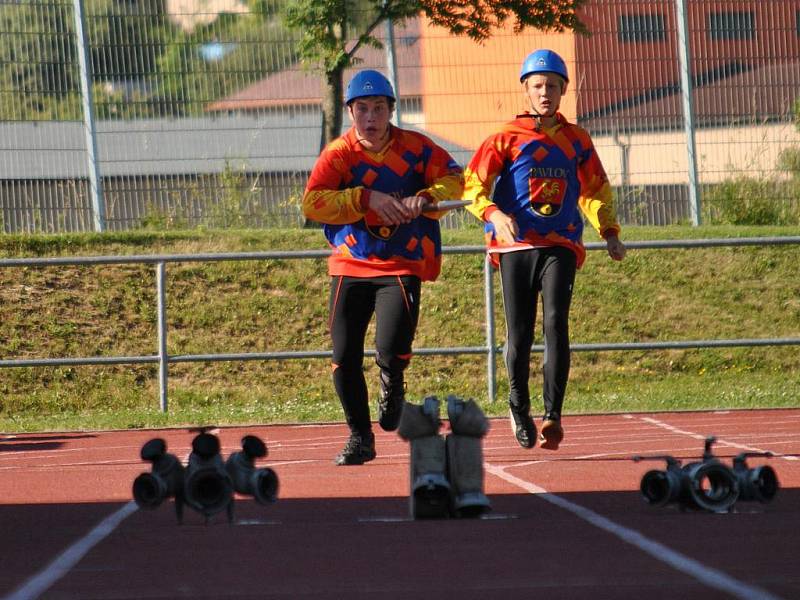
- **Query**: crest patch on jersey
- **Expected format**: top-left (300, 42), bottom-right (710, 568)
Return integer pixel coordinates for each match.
top-left (529, 177), bottom-right (566, 217)
top-left (364, 210), bottom-right (398, 240)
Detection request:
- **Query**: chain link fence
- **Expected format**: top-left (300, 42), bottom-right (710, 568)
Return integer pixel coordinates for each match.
top-left (1, 0), bottom-right (798, 233)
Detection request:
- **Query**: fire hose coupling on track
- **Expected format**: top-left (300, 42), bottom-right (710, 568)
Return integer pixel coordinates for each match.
top-left (398, 395), bottom-right (491, 519)
top-left (132, 438), bottom-right (186, 522)
top-left (632, 436), bottom-right (778, 513)
top-left (133, 430), bottom-right (278, 524)
top-left (225, 434), bottom-right (279, 506)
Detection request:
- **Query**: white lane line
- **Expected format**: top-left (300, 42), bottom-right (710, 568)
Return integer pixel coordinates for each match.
top-left (3, 501), bottom-right (139, 600)
top-left (236, 519), bottom-right (282, 526)
top-left (485, 463), bottom-right (783, 600)
top-left (638, 416), bottom-right (799, 461)
top-left (0, 460), bottom-right (139, 471)
top-left (357, 513), bottom-right (519, 523)
top-left (357, 516), bottom-right (412, 523)
top-left (263, 459), bottom-right (319, 467)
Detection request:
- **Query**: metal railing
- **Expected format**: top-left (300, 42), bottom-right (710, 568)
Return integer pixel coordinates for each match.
top-left (2, 237), bottom-right (800, 411)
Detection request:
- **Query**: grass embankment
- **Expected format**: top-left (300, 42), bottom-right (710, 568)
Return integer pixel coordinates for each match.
top-left (1, 225), bottom-right (798, 432)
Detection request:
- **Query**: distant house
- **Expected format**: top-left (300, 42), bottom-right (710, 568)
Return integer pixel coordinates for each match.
top-left (575, 2), bottom-right (800, 133)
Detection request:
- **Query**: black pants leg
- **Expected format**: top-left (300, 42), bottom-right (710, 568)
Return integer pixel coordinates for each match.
top-left (499, 247), bottom-right (576, 418)
top-left (374, 275), bottom-right (420, 394)
top-left (499, 252), bottom-right (537, 415)
top-left (539, 248), bottom-right (576, 418)
top-left (330, 276), bottom-right (374, 437)
top-left (329, 275), bottom-right (421, 436)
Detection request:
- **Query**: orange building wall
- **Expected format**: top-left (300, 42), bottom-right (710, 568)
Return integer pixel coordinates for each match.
top-left (576, 2), bottom-right (679, 118)
top-left (419, 18), bottom-right (578, 150)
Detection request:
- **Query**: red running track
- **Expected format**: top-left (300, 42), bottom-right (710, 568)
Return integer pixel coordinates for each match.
top-left (1, 409), bottom-right (799, 599)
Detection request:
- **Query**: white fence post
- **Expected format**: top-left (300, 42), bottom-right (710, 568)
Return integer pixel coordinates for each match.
top-left (676, 0), bottom-right (701, 226)
top-left (156, 262), bottom-right (168, 412)
top-left (71, 0), bottom-right (106, 233)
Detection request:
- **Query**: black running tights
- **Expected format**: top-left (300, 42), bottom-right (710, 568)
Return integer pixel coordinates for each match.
top-left (498, 247), bottom-right (577, 419)
top-left (329, 275), bottom-right (421, 436)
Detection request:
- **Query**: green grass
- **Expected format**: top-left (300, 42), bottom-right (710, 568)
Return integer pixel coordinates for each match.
top-left (1, 225), bottom-right (799, 432)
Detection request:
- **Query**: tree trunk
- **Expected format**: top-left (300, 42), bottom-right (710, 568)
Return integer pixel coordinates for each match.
top-left (320, 67), bottom-right (344, 149)
top-left (306, 67), bottom-right (346, 228)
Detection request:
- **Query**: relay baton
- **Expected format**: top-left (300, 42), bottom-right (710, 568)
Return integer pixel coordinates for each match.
top-left (421, 200), bottom-right (471, 213)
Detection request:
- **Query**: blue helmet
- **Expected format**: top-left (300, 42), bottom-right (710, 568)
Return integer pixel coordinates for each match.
top-left (519, 49), bottom-right (569, 83)
top-left (345, 69), bottom-right (396, 104)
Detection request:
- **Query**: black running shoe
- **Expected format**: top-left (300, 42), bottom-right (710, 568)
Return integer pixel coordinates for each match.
top-left (334, 432), bottom-right (377, 466)
top-left (377, 371), bottom-right (405, 432)
top-left (509, 409), bottom-right (537, 449)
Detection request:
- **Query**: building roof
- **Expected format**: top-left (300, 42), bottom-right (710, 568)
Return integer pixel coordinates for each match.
top-left (580, 60), bottom-right (800, 134)
top-left (207, 20), bottom-right (422, 112)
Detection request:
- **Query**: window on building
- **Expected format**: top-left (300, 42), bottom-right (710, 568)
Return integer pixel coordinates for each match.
top-left (618, 13), bottom-right (666, 43)
top-left (709, 11), bottom-right (755, 40)
top-left (796, 10), bottom-right (800, 36)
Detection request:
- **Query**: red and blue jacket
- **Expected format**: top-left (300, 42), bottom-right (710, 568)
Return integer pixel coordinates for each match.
top-left (303, 125), bottom-right (464, 281)
top-left (463, 112), bottom-right (620, 268)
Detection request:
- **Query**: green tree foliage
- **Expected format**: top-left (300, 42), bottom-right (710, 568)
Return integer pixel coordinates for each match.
top-left (283, 0), bottom-right (588, 145)
top-left (0, 0), bottom-right (79, 119)
top-left (0, 0), bottom-right (296, 120)
top-left (88, 0), bottom-right (171, 79)
top-left (88, 0), bottom-right (175, 118)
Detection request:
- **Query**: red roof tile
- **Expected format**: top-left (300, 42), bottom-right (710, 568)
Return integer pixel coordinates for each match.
top-left (581, 60), bottom-right (800, 132)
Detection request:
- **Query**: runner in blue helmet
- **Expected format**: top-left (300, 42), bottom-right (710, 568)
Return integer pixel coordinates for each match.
top-left (463, 48), bottom-right (626, 452)
top-left (303, 68), bottom-right (464, 466)
top-left (345, 69), bottom-right (396, 105)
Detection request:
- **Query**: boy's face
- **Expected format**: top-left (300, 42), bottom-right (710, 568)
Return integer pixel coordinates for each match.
top-left (348, 96), bottom-right (393, 148)
top-left (523, 73), bottom-right (566, 118)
